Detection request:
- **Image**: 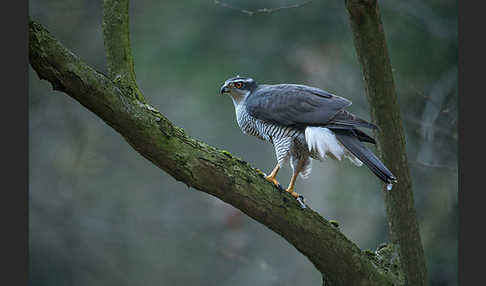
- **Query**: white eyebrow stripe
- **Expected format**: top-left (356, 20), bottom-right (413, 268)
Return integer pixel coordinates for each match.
top-left (231, 78), bottom-right (254, 83)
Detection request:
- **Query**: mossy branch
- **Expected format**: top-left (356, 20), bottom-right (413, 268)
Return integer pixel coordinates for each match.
top-left (29, 19), bottom-right (402, 286)
top-left (344, 0), bottom-right (428, 285)
top-left (102, 0), bottom-right (145, 102)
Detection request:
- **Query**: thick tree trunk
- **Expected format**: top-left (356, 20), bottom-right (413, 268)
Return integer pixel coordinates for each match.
top-left (344, 0), bottom-right (428, 285)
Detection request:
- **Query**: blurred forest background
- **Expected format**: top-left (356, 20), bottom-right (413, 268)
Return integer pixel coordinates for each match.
top-left (29, 0), bottom-right (457, 285)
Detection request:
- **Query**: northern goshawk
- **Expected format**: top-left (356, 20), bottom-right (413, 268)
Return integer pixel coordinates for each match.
top-left (220, 76), bottom-right (397, 207)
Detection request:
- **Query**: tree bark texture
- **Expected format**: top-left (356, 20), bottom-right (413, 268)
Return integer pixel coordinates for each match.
top-left (102, 0), bottom-right (145, 102)
top-left (29, 18), bottom-right (403, 286)
top-left (344, 0), bottom-right (428, 285)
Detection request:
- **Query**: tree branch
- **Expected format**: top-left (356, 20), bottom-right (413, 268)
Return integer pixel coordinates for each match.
top-left (214, 0), bottom-right (314, 16)
top-left (102, 0), bottom-right (145, 102)
top-left (29, 19), bottom-right (401, 286)
top-left (344, 0), bottom-right (428, 285)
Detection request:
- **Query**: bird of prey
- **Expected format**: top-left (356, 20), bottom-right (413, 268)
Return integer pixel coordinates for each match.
top-left (220, 76), bottom-right (397, 207)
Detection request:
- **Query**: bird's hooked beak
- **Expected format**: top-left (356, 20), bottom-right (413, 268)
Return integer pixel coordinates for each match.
top-left (220, 83), bottom-right (229, 94)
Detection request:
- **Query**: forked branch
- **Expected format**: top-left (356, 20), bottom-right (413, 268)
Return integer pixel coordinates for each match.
top-left (102, 0), bottom-right (145, 102)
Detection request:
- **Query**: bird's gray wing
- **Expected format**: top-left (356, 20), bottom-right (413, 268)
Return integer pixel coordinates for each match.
top-left (325, 110), bottom-right (378, 130)
top-left (245, 84), bottom-right (364, 128)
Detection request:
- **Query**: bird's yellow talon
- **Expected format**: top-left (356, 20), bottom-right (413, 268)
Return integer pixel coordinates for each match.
top-left (265, 176), bottom-right (280, 187)
top-left (285, 187), bottom-right (301, 199)
top-left (265, 164), bottom-right (281, 187)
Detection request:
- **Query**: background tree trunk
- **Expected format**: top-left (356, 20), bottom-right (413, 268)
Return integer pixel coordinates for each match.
top-left (345, 0), bottom-right (428, 285)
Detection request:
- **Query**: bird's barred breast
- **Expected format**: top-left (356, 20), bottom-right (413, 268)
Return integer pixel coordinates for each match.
top-left (237, 107), bottom-right (301, 141)
top-left (255, 120), bottom-right (301, 142)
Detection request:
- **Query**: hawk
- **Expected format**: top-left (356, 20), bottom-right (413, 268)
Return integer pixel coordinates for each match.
top-left (220, 76), bottom-right (397, 207)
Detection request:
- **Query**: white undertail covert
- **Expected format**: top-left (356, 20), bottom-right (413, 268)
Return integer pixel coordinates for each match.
top-left (305, 127), bottom-right (363, 166)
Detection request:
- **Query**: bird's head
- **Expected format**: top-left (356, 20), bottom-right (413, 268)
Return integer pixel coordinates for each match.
top-left (220, 76), bottom-right (257, 105)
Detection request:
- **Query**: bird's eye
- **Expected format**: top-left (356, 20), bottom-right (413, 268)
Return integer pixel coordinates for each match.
top-left (234, 82), bottom-right (243, 89)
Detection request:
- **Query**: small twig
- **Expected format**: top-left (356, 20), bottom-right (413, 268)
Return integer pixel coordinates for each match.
top-left (409, 85), bottom-right (454, 118)
top-left (403, 114), bottom-right (457, 141)
top-left (409, 85), bottom-right (442, 109)
top-left (409, 160), bottom-right (457, 172)
top-left (214, 0), bottom-right (314, 16)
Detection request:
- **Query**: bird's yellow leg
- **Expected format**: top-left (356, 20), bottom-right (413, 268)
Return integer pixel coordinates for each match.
top-left (265, 164), bottom-right (281, 187)
top-left (286, 172), bottom-right (301, 199)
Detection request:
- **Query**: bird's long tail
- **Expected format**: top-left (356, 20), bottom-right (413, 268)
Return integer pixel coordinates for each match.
top-left (334, 131), bottom-right (397, 184)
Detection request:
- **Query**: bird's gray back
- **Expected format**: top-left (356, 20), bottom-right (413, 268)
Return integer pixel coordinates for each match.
top-left (245, 83), bottom-right (352, 127)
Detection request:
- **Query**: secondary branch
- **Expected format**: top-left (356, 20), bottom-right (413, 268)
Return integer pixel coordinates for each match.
top-left (102, 0), bottom-right (145, 102)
